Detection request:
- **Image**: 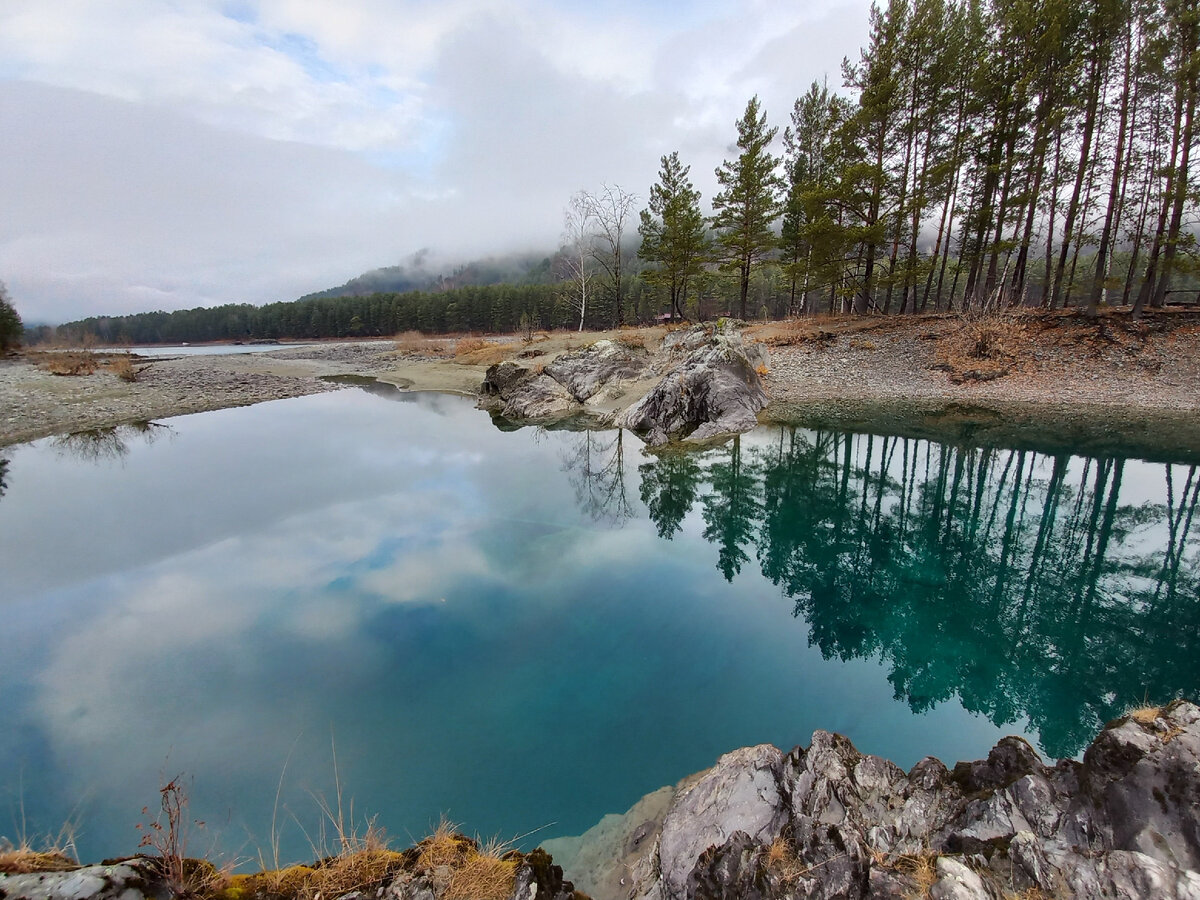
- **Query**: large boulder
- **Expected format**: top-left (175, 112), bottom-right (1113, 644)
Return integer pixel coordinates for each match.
top-left (619, 327), bottom-right (770, 446)
top-left (478, 361), bottom-right (580, 421)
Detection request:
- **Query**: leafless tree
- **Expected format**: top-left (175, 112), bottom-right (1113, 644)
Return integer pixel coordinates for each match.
top-left (560, 192), bottom-right (595, 332)
top-left (580, 184), bottom-right (639, 327)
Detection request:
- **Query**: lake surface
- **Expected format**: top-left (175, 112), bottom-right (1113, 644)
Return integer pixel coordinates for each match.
top-left (1, 390), bottom-right (1197, 866)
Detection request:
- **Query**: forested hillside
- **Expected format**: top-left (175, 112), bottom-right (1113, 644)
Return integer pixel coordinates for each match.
top-left (45, 0), bottom-right (1200, 345)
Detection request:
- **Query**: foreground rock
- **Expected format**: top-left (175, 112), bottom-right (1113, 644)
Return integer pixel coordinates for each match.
top-left (618, 326), bottom-right (769, 446)
top-left (545, 700), bottom-right (1200, 899)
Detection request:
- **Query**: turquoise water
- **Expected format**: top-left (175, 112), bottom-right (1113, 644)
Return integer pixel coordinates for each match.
top-left (0, 390), bottom-right (1197, 865)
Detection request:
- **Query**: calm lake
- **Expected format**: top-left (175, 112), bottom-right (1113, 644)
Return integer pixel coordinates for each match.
top-left (1, 389), bottom-right (1197, 866)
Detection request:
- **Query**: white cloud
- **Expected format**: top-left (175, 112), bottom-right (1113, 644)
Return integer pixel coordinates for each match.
top-left (0, 0), bottom-right (872, 322)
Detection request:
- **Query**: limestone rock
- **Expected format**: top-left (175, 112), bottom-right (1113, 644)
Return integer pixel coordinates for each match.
top-left (554, 701), bottom-right (1200, 900)
top-left (543, 340), bottom-right (648, 403)
top-left (478, 361), bottom-right (580, 421)
top-left (619, 328), bottom-right (769, 446)
top-left (0, 860), bottom-right (164, 900)
top-left (656, 745), bottom-right (788, 900)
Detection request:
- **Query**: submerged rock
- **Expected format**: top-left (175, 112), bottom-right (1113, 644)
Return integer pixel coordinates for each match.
top-left (549, 700), bottom-right (1200, 900)
top-left (618, 326), bottom-right (770, 446)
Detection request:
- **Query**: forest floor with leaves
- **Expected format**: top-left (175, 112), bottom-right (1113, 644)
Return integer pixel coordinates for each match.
top-left (2, 308), bottom-right (1199, 451)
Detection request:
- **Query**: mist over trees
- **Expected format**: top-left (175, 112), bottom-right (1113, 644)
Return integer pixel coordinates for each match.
top-left (44, 0), bottom-right (1200, 344)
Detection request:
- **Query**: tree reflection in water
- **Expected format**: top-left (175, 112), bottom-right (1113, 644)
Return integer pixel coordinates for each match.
top-left (49, 421), bottom-right (173, 463)
top-left (635, 426), bottom-right (1200, 758)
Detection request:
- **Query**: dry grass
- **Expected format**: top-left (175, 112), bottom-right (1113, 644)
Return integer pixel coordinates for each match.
top-left (895, 852), bottom-right (938, 899)
top-left (393, 331), bottom-right (450, 355)
top-left (36, 350), bottom-right (99, 376)
top-left (443, 838), bottom-right (517, 900)
top-left (415, 817), bottom-right (470, 870)
top-left (932, 311), bottom-right (1028, 383)
top-left (106, 353), bottom-right (139, 382)
top-left (1126, 703), bottom-right (1164, 725)
top-left (0, 842), bottom-right (78, 874)
top-left (615, 330), bottom-right (647, 350)
top-left (454, 336), bottom-right (496, 356)
top-left (453, 342), bottom-right (512, 367)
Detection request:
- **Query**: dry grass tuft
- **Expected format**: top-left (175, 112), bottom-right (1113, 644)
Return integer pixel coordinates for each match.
top-left (443, 838), bottom-right (517, 900)
top-left (1126, 704), bottom-right (1163, 725)
top-left (416, 817), bottom-right (470, 870)
top-left (36, 350), bottom-right (99, 376)
top-left (453, 342), bottom-right (512, 367)
top-left (454, 336), bottom-right (495, 356)
top-left (0, 842), bottom-right (78, 874)
top-left (933, 311), bottom-right (1028, 383)
top-left (895, 852), bottom-right (938, 899)
top-left (615, 331), bottom-right (646, 350)
top-left (106, 353), bottom-right (139, 382)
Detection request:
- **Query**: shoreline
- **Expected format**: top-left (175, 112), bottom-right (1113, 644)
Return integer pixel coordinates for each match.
top-left (4, 702), bottom-right (1199, 900)
top-left (5, 310), bottom-right (1200, 454)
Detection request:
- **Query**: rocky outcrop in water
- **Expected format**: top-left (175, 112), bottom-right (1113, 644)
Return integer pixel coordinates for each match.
top-left (478, 339), bottom-right (649, 422)
top-left (618, 326), bottom-right (769, 446)
top-left (546, 700), bottom-right (1200, 900)
top-left (476, 328), bottom-right (770, 444)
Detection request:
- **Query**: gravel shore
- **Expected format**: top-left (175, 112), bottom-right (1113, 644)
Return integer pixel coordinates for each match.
top-left (4, 311), bottom-right (1200, 453)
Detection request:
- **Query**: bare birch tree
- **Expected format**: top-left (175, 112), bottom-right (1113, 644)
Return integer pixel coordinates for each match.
top-left (580, 184), bottom-right (639, 327)
top-left (561, 192), bottom-right (596, 331)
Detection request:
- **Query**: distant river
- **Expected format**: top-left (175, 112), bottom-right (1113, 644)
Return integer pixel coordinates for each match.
top-left (96, 343), bottom-right (312, 357)
top-left (0, 390), bottom-right (1197, 866)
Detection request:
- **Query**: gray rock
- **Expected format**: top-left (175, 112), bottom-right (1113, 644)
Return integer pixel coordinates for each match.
top-left (0, 861), bottom-right (163, 900)
top-left (543, 340), bottom-right (648, 402)
top-left (555, 701), bottom-right (1200, 900)
top-left (619, 329), bottom-right (768, 446)
top-left (478, 361), bottom-right (580, 421)
top-left (929, 857), bottom-right (988, 900)
top-left (1071, 700), bottom-right (1200, 871)
top-left (657, 745), bottom-right (788, 900)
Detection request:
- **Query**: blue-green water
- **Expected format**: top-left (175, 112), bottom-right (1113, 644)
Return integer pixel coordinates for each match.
top-left (1, 390), bottom-right (1197, 865)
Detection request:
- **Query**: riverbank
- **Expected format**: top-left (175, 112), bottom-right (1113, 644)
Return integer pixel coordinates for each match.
top-left (4, 308), bottom-right (1200, 451)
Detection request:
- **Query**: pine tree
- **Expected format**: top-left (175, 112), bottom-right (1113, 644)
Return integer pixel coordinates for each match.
top-left (0, 282), bottom-right (22, 352)
top-left (638, 152), bottom-right (710, 321)
top-left (780, 82), bottom-right (853, 315)
top-left (712, 96), bottom-right (786, 319)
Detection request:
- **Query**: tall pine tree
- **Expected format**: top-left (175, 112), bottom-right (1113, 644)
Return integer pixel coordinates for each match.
top-left (712, 96), bottom-right (785, 319)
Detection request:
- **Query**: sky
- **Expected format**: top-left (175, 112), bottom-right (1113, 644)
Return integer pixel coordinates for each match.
top-left (0, 0), bottom-right (871, 324)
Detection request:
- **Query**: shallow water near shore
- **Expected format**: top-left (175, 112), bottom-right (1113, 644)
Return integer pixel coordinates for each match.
top-left (0, 389), bottom-right (1197, 866)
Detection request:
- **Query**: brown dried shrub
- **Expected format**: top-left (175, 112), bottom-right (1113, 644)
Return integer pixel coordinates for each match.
top-left (37, 351), bottom-right (99, 376)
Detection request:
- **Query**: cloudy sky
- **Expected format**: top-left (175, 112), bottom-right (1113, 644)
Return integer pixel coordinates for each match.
top-left (0, 0), bottom-right (870, 324)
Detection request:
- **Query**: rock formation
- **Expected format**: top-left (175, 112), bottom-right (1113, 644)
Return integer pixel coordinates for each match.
top-left (546, 700), bottom-right (1200, 900)
top-left (478, 339), bottom-right (649, 422)
top-left (477, 328), bottom-right (770, 445)
top-left (617, 326), bottom-right (769, 446)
